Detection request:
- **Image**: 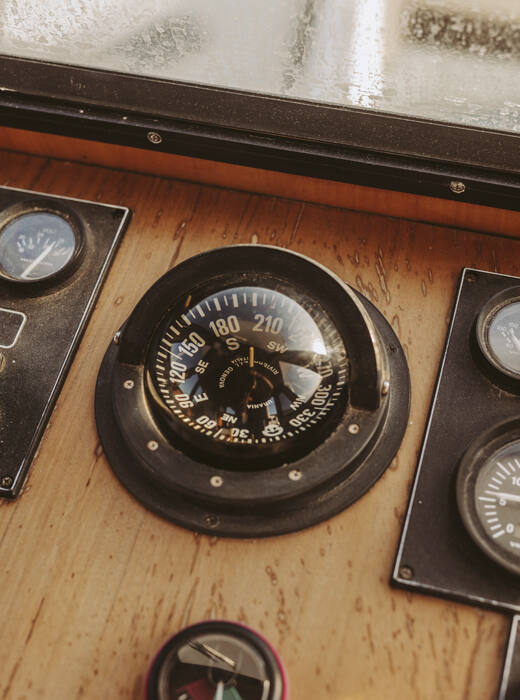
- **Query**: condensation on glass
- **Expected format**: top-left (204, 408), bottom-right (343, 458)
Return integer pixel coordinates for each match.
top-left (0, 0), bottom-right (519, 133)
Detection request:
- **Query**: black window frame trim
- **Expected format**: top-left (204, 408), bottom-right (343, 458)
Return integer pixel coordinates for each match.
top-left (0, 55), bottom-right (519, 211)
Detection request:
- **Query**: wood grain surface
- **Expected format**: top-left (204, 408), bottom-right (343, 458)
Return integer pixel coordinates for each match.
top-left (2, 126), bottom-right (520, 240)
top-left (0, 149), bottom-right (517, 699)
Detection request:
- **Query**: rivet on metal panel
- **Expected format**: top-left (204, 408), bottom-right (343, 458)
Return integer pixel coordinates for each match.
top-left (147, 131), bottom-right (163, 145)
top-left (204, 514), bottom-right (220, 528)
top-left (449, 180), bottom-right (466, 194)
top-left (399, 566), bottom-right (414, 580)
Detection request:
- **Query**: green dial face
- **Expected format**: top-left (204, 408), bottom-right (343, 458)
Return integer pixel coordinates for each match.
top-left (0, 211), bottom-right (78, 282)
top-left (147, 280), bottom-right (349, 469)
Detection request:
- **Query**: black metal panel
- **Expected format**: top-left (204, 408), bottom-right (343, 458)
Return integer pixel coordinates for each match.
top-left (393, 268), bottom-right (520, 613)
top-left (0, 186), bottom-right (130, 497)
top-left (499, 616), bottom-right (520, 700)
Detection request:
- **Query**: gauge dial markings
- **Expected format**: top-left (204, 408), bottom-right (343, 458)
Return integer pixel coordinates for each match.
top-left (0, 211), bottom-right (80, 283)
top-left (20, 239), bottom-right (56, 278)
top-left (469, 445), bottom-right (520, 559)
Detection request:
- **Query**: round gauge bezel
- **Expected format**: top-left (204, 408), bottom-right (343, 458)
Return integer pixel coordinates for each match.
top-left (456, 419), bottom-right (520, 577)
top-left (475, 287), bottom-right (520, 391)
top-left (145, 620), bottom-right (287, 700)
top-left (95, 245), bottom-right (410, 537)
top-left (0, 198), bottom-right (85, 286)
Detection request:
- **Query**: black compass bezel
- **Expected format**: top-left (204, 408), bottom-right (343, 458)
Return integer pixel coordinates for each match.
top-left (95, 245), bottom-right (410, 537)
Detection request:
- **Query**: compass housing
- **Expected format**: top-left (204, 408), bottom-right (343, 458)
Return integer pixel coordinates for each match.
top-left (95, 245), bottom-right (410, 537)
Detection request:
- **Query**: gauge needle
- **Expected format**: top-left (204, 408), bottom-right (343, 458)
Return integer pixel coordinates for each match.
top-left (249, 346), bottom-right (255, 368)
top-left (494, 492), bottom-right (520, 503)
top-left (188, 640), bottom-right (236, 669)
top-left (509, 329), bottom-right (520, 353)
top-left (21, 240), bottom-right (56, 279)
top-left (214, 681), bottom-right (224, 700)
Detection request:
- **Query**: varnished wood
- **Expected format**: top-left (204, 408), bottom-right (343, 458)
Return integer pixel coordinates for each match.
top-left (0, 149), bottom-right (515, 699)
top-left (2, 125), bottom-right (520, 239)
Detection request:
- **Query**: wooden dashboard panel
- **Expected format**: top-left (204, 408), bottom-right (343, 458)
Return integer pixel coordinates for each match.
top-left (2, 126), bottom-right (520, 240)
top-left (0, 148), bottom-right (516, 699)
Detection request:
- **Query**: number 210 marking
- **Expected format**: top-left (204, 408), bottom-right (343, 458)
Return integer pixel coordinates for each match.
top-left (252, 314), bottom-right (283, 334)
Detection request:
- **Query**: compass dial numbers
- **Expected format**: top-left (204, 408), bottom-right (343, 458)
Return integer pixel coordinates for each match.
top-left (148, 284), bottom-right (348, 462)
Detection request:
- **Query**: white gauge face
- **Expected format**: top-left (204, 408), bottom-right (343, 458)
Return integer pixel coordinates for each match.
top-left (474, 441), bottom-right (520, 559)
top-left (487, 301), bottom-right (520, 376)
top-left (0, 211), bottom-right (79, 282)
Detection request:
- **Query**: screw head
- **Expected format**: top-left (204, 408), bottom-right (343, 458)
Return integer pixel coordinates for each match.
top-left (449, 180), bottom-right (466, 194)
top-left (113, 331), bottom-right (121, 345)
top-left (123, 380), bottom-right (134, 390)
top-left (147, 131), bottom-right (163, 145)
top-left (381, 380), bottom-right (390, 396)
top-left (348, 423), bottom-right (360, 435)
top-left (399, 565), bottom-right (414, 580)
top-left (289, 469), bottom-right (302, 481)
top-left (1, 475), bottom-right (13, 488)
top-left (204, 514), bottom-right (219, 528)
top-left (147, 440), bottom-right (159, 451)
top-left (210, 475), bottom-right (223, 488)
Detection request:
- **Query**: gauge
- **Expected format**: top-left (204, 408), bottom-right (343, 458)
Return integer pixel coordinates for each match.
top-left (95, 245), bottom-right (410, 536)
top-left (0, 205), bottom-right (83, 284)
top-left (146, 621), bottom-right (287, 700)
top-left (457, 420), bottom-right (520, 576)
top-left (475, 287), bottom-right (520, 390)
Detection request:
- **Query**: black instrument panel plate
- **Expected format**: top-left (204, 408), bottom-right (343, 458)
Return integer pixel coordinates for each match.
top-left (499, 615), bottom-right (520, 700)
top-left (393, 268), bottom-right (520, 613)
top-left (0, 186), bottom-right (130, 498)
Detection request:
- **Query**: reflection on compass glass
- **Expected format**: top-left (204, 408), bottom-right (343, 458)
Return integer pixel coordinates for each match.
top-left (0, 211), bottom-right (80, 282)
top-left (146, 622), bottom-right (286, 700)
top-left (146, 281), bottom-right (348, 469)
top-left (487, 301), bottom-right (520, 375)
